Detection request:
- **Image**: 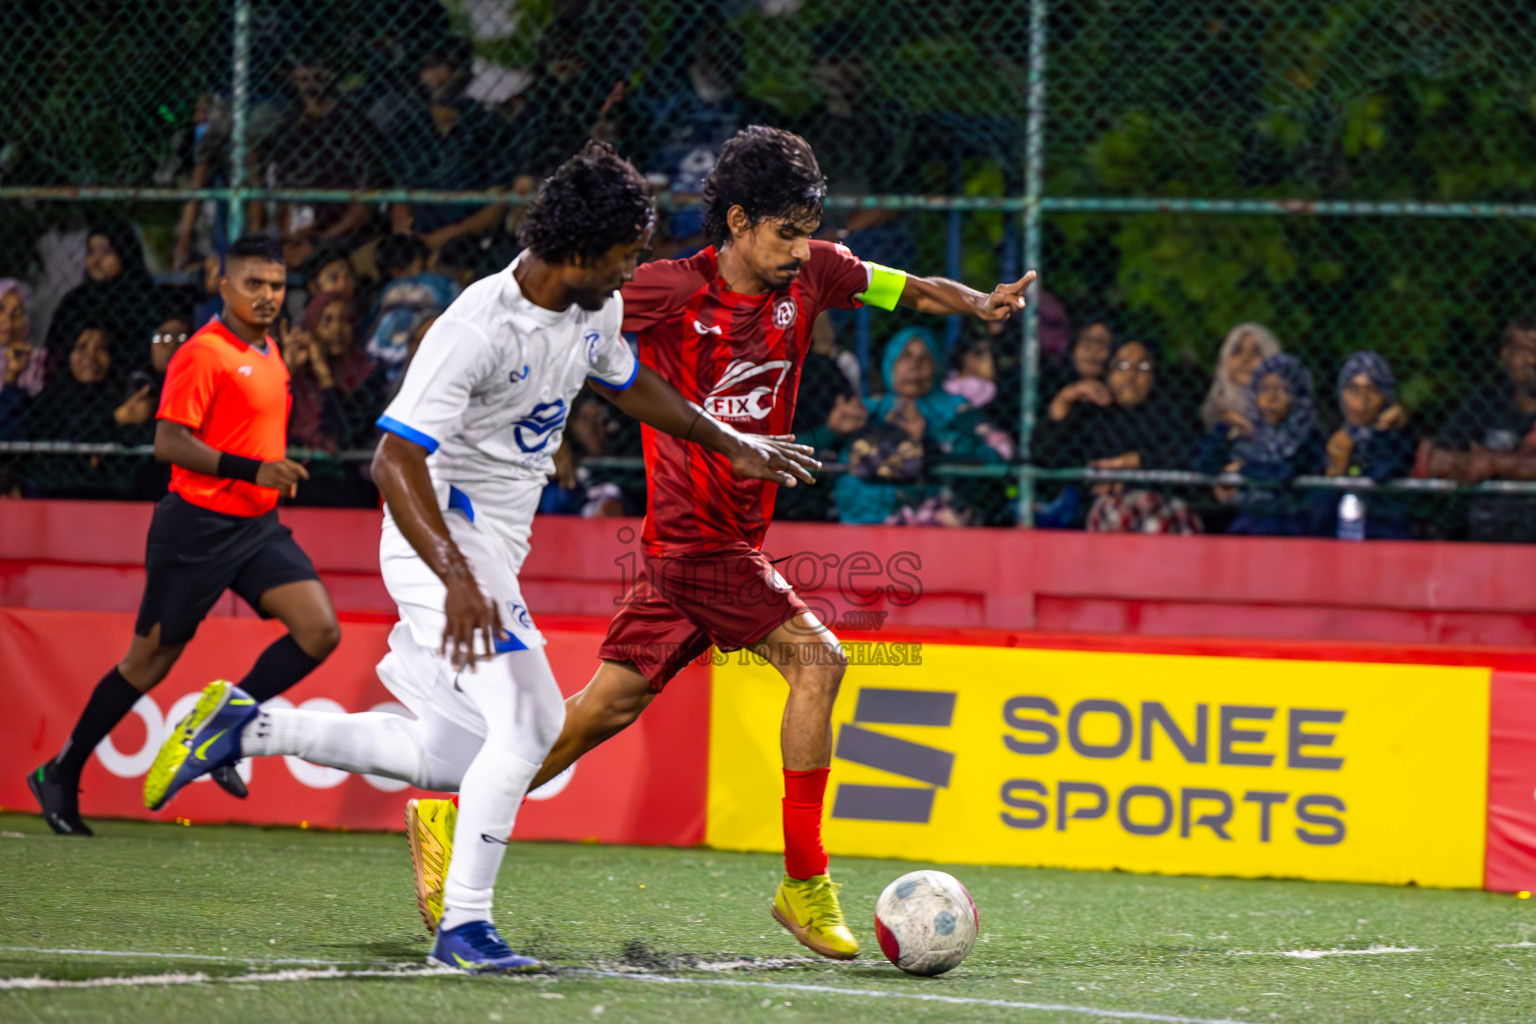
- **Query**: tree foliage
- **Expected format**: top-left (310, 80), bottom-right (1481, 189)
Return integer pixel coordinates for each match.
top-left (1042, 0), bottom-right (1536, 408)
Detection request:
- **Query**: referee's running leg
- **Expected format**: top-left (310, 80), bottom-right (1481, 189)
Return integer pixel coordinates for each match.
top-left (29, 509), bottom-right (340, 835)
top-left (27, 234), bottom-right (340, 835)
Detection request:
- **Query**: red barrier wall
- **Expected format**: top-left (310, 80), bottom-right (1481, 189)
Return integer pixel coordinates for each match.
top-left (0, 608), bottom-right (707, 845)
top-left (1486, 671), bottom-right (1536, 892)
top-left (4, 603), bottom-right (1533, 890)
top-left (1, 499), bottom-right (1528, 646)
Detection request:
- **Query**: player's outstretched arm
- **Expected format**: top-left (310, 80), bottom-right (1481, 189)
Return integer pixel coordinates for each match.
top-left (372, 433), bottom-right (502, 670)
top-left (896, 269), bottom-right (1038, 321)
top-left (153, 420), bottom-right (309, 493)
top-left (591, 365), bottom-right (820, 487)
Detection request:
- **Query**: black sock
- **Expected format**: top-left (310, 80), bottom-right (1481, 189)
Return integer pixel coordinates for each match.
top-left (56, 668), bottom-right (143, 781)
top-left (239, 635), bottom-right (324, 703)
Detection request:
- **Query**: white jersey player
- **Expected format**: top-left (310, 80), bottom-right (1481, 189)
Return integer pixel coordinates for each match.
top-left (369, 246), bottom-right (635, 749)
top-left (142, 142), bottom-right (818, 973)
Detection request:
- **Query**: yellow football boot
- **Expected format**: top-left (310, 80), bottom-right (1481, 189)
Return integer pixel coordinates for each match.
top-left (405, 797), bottom-right (456, 934)
top-left (771, 873), bottom-right (860, 960)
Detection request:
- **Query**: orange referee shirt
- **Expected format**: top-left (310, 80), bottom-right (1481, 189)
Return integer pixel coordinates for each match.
top-left (156, 318), bottom-right (291, 517)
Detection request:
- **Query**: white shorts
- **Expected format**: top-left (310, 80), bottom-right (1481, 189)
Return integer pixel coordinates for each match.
top-left (376, 483), bottom-right (544, 738)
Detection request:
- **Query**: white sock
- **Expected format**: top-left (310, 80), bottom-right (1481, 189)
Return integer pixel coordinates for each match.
top-left (438, 648), bottom-right (565, 933)
top-left (438, 747), bottom-right (541, 932)
top-left (240, 709), bottom-right (425, 784)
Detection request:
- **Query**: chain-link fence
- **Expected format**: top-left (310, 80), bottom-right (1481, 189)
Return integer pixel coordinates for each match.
top-left (2, 1), bottom-right (1534, 539)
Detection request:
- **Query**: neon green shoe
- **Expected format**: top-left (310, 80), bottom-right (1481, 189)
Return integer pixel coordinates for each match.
top-left (771, 873), bottom-right (860, 960)
top-left (143, 680), bottom-right (254, 811)
top-left (405, 797), bottom-right (456, 934)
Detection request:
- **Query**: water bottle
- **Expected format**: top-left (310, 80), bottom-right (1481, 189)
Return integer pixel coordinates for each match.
top-left (1337, 493), bottom-right (1366, 542)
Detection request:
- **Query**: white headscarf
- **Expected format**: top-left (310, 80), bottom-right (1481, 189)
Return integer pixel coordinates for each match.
top-left (1201, 322), bottom-right (1281, 429)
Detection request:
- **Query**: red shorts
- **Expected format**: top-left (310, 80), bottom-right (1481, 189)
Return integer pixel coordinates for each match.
top-left (598, 548), bottom-right (809, 691)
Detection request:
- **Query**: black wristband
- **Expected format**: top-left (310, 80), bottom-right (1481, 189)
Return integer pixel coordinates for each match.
top-left (217, 453), bottom-right (263, 483)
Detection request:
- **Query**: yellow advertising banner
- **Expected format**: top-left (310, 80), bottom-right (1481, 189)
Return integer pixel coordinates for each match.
top-left (706, 644), bottom-right (1491, 888)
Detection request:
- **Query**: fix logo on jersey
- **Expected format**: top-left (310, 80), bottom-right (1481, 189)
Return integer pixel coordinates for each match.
top-left (584, 330), bottom-right (602, 365)
top-left (704, 359), bottom-right (792, 421)
top-left (237, 365), bottom-right (253, 377)
top-left (693, 319), bottom-right (723, 337)
top-left (509, 364), bottom-right (530, 384)
top-left (512, 398), bottom-right (567, 452)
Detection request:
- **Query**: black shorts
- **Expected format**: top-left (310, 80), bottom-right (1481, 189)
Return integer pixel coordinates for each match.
top-left (135, 494), bottom-right (320, 646)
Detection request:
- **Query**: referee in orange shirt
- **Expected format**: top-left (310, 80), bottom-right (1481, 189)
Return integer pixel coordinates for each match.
top-left (28, 235), bottom-right (340, 835)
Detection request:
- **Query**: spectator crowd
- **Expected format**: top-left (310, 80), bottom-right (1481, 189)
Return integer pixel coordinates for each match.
top-left (1, 5), bottom-right (1532, 541)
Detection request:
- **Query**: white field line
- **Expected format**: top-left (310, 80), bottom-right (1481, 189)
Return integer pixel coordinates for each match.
top-left (0, 972), bottom-right (212, 990)
top-left (20, 940), bottom-right (1532, 1020)
top-left (582, 971), bottom-right (1262, 1024)
top-left (0, 946), bottom-right (823, 974)
top-left (1230, 945), bottom-right (1423, 960)
top-left (0, 966), bottom-right (454, 990)
top-left (0, 964), bottom-right (1264, 1024)
top-left (0, 946), bottom-right (384, 966)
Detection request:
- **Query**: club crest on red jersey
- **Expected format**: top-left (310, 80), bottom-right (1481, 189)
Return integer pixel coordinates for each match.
top-left (704, 358), bottom-right (792, 421)
top-left (773, 297), bottom-right (798, 329)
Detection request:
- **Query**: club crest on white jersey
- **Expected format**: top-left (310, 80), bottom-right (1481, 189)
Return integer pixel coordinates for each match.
top-left (512, 399), bottom-right (568, 452)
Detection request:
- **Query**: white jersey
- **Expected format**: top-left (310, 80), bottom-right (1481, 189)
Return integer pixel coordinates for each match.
top-left (373, 254), bottom-right (636, 732)
top-left (376, 251), bottom-right (637, 566)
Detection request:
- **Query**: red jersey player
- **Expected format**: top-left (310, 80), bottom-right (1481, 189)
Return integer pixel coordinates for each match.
top-left (406, 126), bottom-right (1035, 958)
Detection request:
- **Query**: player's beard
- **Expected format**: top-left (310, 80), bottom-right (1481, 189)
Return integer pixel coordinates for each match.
top-left (571, 289), bottom-right (611, 312)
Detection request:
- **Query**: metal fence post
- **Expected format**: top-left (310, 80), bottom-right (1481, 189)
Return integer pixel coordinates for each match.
top-left (1019, 0), bottom-right (1049, 529)
top-left (228, 0), bottom-right (252, 241)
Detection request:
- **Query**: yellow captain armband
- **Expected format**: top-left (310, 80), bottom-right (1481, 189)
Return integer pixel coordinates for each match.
top-left (857, 262), bottom-right (907, 311)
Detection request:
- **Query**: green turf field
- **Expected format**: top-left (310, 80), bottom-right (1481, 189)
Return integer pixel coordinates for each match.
top-left (1, 812), bottom-right (1531, 1023)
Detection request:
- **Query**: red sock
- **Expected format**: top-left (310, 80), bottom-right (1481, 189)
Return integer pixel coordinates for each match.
top-left (782, 767), bottom-right (830, 880)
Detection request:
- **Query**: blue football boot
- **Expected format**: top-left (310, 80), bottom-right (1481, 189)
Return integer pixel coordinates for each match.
top-left (429, 920), bottom-right (543, 973)
top-left (143, 680), bottom-right (257, 810)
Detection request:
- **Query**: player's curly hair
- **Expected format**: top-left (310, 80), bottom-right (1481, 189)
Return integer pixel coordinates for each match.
top-left (702, 126), bottom-right (826, 248)
top-left (520, 141), bottom-right (655, 266)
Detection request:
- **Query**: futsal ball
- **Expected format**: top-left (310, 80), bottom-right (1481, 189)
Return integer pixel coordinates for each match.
top-left (873, 870), bottom-right (979, 976)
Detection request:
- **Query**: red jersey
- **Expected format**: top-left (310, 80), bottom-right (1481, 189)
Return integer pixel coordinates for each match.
top-left (157, 318), bottom-right (291, 517)
top-left (623, 240), bottom-right (871, 556)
